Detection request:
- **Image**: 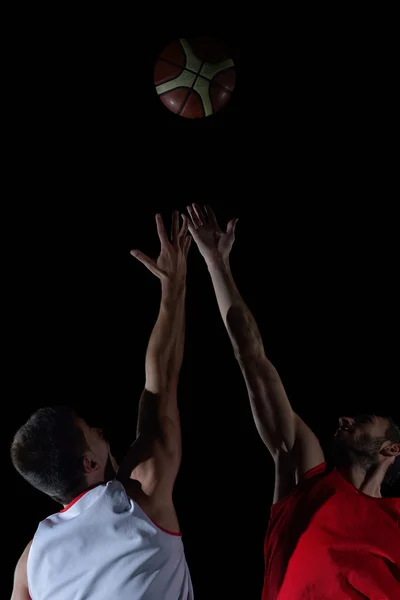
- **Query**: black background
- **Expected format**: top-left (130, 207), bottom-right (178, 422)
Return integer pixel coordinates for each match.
top-left (4, 6), bottom-right (398, 599)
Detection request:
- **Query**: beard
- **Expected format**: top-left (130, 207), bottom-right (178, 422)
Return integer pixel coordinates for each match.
top-left (330, 431), bottom-right (386, 471)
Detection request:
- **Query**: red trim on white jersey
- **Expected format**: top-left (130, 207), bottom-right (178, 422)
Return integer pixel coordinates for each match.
top-left (60, 485), bottom-right (182, 536)
top-left (60, 489), bottom-right (90, 512)
top-left (150, 518), bottom-right (182, 537)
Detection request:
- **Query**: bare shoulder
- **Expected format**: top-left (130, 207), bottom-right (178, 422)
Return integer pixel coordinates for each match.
top-left (291, 412), bottom-right (325, 477)
top-left (11, 540), bottom-right (32, 600)
top-left (272, 414), bottom-right (325, 505)
top-left (120, 478), bottom-right (180, 534)
top-left (118, 477), bottom-right (150, 509)
top-left (115, 431), bottom-right (181, 534)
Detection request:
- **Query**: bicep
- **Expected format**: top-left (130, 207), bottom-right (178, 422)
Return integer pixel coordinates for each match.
top-left (272, 416), bottom-right (325, 504)
top-left (291, 413), bottom-right (325, 476)
top-left (238, 353), bottom-right (297, 455)
top-left (136, 389), bottom-right (181, 448)
top-left (117, 417), bottom-right (181, 499)
top-left (238, 354), bottom-right (324, 474)
top-left (133, 418), bottom-right (181, 497)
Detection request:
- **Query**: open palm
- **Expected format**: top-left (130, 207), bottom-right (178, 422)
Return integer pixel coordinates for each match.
top-left (131, 212), bottom-right (191, 285)
top-left (186, 204), bottom-right (238, 263)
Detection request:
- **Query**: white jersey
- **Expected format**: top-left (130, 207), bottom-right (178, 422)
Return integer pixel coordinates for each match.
top-left (27, 479), bottom-right (194, 600)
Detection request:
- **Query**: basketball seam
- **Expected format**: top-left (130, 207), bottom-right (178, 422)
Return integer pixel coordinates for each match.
top-left (157, 57), bottom-right (199, 77)
top-left (198, 73), bottom-right (234, 94)
top-left (178, 88), bottom-right (193, 116)
top-left (178, 61), bottom-right (205, 117)
top-left (178, 61), bottom-right (202, 116)
top-left (158, 87), bottom-right (189, 98)
top-left (157, 58), bottom-right (236, 93)
top-left (181, 88), bottom-right (205, 119)
top-left (191, 61), bottom-right (204, 90)
top-left (157, 78), bottom-right (233, 97)
top-left (159, 84), bottom-right (232, 118)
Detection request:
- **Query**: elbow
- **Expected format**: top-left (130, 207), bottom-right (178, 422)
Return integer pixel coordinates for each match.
top-left (234, 344), bottom-right (274, 376)
top-left (145, 361), bottom-right (168, 395)
top-left (234, 343), bottom-right (264, 366)
top-left (227, 305), bottom-right (264, 360)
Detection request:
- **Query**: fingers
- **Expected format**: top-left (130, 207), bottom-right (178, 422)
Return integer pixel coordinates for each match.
top-left (204, 205), bottom-right (220, 230)
top-left (184, 234), bottom-right (192, 256)
top-left (171, 210), bottom-right (179, 243)
top-left (178, 213), bottom-right (189, 243)
top-left (187, 204), bottom-right (203, 229)
top-left (155, 214), bottom-right (169, 246)
top-left (187, 220), bottom-right (200, 243)
top-left (130, 249), bottom-right (163, 279)
top-left (226, 217), bottom-right (239, 237)
top-left (179, 214), bottom-right (192, 256)
top-left (193, 203), bottom-right (206, 226)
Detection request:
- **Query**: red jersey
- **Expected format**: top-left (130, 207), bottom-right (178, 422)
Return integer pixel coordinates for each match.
top-left (263, 462), bottom-right (400, 599)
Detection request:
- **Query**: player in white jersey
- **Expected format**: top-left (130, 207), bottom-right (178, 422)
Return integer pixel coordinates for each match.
top-left (10, 212), bottom-right (194, 600)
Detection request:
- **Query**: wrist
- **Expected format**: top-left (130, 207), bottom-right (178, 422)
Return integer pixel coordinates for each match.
top-left (206, 252), bottom-right (230, 272)
top-left (161, 278), bottom-right (186, 303)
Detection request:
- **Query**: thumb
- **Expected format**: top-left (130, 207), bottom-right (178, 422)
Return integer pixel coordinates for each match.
top-left (130, 250), bottom-right (164, 279)
top-left (226, 218), bottom-right (238, 237)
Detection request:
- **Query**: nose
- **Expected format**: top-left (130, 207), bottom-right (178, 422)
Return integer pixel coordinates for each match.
top-left (339, 416), bottom-right (355, 429)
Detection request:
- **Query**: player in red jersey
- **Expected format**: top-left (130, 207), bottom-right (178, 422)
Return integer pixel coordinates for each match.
top-left (187, 203), bottom-right (400, 600)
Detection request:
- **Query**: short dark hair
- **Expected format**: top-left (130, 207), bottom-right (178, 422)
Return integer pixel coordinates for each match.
top-left (382, 416), bottom-right (400, 490)
top-left (10, 406), bottom-right (89, 504)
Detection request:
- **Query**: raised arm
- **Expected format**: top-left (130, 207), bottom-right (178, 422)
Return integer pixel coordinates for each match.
top-left (117, 212), bottom-right (191, 527)
top-left (187, 204), bottom-right (324, 479)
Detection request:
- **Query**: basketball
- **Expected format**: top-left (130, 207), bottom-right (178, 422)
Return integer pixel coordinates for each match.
top-left (154, 37), bottom-right (236, 119)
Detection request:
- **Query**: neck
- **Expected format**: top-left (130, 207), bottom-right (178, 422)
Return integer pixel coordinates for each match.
top-left (61, 481), bottom-right (104, 508)
top-left (337, 461), bottom-right (388, 498)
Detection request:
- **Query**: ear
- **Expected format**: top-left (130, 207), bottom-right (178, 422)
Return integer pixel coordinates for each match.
top-left (82, 451), bottom-right (102, 473)
top-left (392, 442), bottom-right (400, 457)
top-left (381, 441), bottom-right (400, 458)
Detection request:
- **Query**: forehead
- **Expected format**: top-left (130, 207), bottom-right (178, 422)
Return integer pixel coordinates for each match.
top-left (356, 414), bottom-right (388, 427)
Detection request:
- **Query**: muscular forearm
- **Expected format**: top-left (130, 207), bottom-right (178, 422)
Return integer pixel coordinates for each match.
top-left (137, 281), bottom-right (186, 437)
top-left (207, 255), bottom-right (295, 455)
top-left (186, 204), bottom-right (299, 458)
top-left (132, 211), bottom-right (189, 468)
top-left (206, 255), bottom-right (265, 359)
top-left (166, 285), bottom-right (186, 388)
top-left (144, 281), bottom-right (185, 394)
top-left (156, 286), bottom-right (185, 446)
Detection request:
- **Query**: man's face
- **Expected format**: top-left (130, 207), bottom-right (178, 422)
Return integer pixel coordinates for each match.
top-left (77, 418), bottom-right (117, 482)
top-left (331, 414), bottom-right (390, 468)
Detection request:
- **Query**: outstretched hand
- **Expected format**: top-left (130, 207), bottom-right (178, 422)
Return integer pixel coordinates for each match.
top-left (186, 204), bottom-right (238, 264)
top-left (131, 212), bottom-right (191, 286)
